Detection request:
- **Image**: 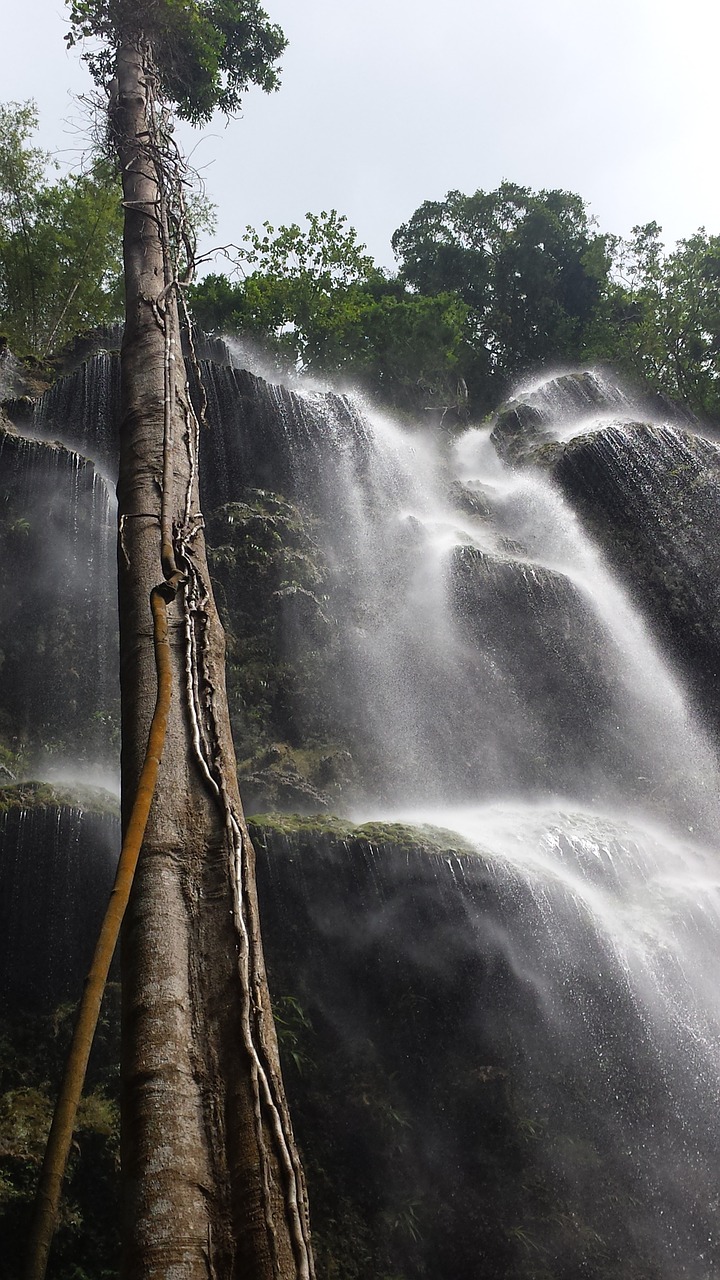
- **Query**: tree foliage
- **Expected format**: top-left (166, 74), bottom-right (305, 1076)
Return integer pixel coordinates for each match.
top-left (0, 101), bottom-right (122, 356)
top-left (187, 185), bottom-right (720, 425)
top-left (587, 222), bottom-right (720, 419)
top-left (66, 0), bottom-right (286, 122)
top-left (8, 65), bottom-right (720, 428)
top-left (192, 186), bottom-right (618, 416)
top-left (391, 182), bottom-right (612, 406)
top-left (190, 213), bottom-right (471, 411)
top-left (191, 211), bottom-right (378, 369)
top-left (238, 211), bottom-right (377, 286)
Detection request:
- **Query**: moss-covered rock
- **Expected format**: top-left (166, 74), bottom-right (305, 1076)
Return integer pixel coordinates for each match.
top-left (249, 812), bottom-right (476, 856)
top-left (0, 780), bottom-right (119, 817)
top-left (207, 492), bottom-right (361, 809)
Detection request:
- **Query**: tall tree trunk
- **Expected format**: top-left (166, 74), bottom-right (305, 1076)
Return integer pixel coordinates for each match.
top-left (114, 38), bottom-right (313, 1280)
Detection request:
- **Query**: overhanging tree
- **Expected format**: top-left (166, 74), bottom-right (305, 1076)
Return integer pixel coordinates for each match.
top-left (37, 3), bottom-right (314, 1277)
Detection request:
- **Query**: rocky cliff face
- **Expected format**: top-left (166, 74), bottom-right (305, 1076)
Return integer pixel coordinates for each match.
top-left (0, 784), bottom-right (118, 1008)
top-left (4, 801), bottom-right (717, 1279)
top-left (492, 372), bottom-right (720, 736)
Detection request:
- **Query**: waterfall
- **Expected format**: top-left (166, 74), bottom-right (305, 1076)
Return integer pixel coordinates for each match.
top-left (232, 373), bottom-right (720, 826)
top-left (12, 350), bottom-right (122, 477)
top-left (2, 349), bottom-right (720, 1275)
top-left (0, 800), bottom-right (119, 1009)
top-left (452, 421), bottom-right (720, 829)
top-left (241, 368), bottom-right (720, 1275)
top-left (0, 425), bottom-right (119, 776)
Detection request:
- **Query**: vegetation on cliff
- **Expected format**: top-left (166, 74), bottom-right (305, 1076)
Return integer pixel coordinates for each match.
top-left (190, 191), bottom-right (720, 422)
top-left (4, 95), bottom-right (720, 424)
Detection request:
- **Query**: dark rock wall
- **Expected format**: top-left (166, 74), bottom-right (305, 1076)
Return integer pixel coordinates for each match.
top-left (551, 423), bottom-right (720, 732)
top-left (0, 799), bottom-right (118, 1010)
top-left (6, 806), bottom-right (713, 1279)
top-left (5, 351), bottom-right (122, 475)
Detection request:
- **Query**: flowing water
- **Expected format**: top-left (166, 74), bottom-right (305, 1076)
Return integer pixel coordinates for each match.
top-left (261, 370), bottom-right (720, 1274)
top-left (0, 803), bottom-right (119, 1007)
top-left (0, 428), bottom-right (119, 774)
top-left (267, 377), bottom-right (720, 823)
top-left (3, 356), bottom-right (720, 1272)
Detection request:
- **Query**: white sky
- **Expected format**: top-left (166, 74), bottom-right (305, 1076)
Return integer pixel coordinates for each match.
top-left (2, 0), bottom-right (719, 270)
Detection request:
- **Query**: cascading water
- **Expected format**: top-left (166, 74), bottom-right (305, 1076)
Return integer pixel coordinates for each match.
top-left (263, 378), bottom-right (720, 823)
top-left (452, 421), bottom-right (720, 828)
top-left (3, 349), bottom-right (720, 1274)
top-left (20, 349), bottom-right (122, 476)
top-left (253, 370), bottom-right (720, 1275)
top-left (0, 800), bottom-right (119, 1007)
top-left (0, 427), bottom-right (119, 778)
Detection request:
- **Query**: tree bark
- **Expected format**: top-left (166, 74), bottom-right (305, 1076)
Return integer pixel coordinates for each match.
top-left (114, 38), bottom-right (313, 1280)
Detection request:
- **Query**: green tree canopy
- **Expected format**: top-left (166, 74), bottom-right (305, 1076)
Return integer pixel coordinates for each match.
top-left (392, 182), bottom-right (612, 405)
top-left (0, 101), bottom-right (123, 356)
top-left (237, 210), bottom-right (377, 286)
top-left (190, 213), bottom-right (471, 412)
top-left (192, 192), bottom-right (720, 423)
top-left (587, 222), bottom-right (720, 420)
top-left (191, 211), bottom-right (378, 367)
top-left (66, 0), bottom-right (286, 122)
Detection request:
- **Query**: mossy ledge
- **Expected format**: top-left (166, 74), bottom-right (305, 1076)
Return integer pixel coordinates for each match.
top-left (248, 811), bottom-right (476, 857)
top-left (0, 780), bottom-right (120, 817)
